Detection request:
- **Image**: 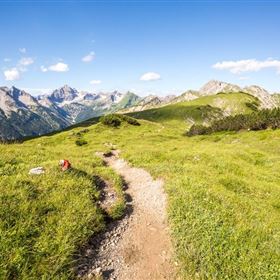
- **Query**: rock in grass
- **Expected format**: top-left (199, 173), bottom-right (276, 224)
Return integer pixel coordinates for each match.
top-left (29, 166), bottom-right (45, 175)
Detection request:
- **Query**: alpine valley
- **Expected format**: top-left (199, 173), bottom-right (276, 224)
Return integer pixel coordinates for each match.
top-left (0, 80), bottom-right (279, 140)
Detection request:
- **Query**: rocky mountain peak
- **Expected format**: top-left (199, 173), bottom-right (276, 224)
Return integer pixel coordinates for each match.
top-left (81, 92), bottom-right (99, 101)
top-left (10, 86), bottom-right (22, 99)
top-left (138, 95), bottom-right (161, 106)
top-left (107, 91), bottom-right (124, 103)
top-left (160, 95), bottom-right (176, 104)
top-left (200, 80), bottom-right (242, 96)
top-left (9, 86), bottom-right (38, 107)
top-left (49, 85), bottom-right (79, 103)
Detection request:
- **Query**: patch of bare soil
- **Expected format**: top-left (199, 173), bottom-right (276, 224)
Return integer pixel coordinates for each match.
top-left (77, 150), bottom-right (176, 280)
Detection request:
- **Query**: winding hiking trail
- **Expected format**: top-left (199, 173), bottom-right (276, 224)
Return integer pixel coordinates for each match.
top-left (77, 150), bottom-right (176, 280)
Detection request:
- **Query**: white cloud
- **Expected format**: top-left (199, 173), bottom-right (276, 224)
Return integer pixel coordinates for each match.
top-left (2, 56), bottom-right (34, 81)
top-left (4, 68), bottom-right (21, 81)
top-left (213, 59), bottom-right (280, 74)
top-left (41, 62), bottom-right (69, 72)
top-left (90, 80), bottom-right (102, 85)
top-left (19, 57), bottom-right (34, 66)
top-left (140, 72), bottom-right (161, 81)
top-left (40, 66), bottom-right (48, 72)
top-left (49, 62), bottom-right (69, 72)
top-left (82, 51), bottom-right (95, 62)
top-left (19, 48), bottom-right (27, 54)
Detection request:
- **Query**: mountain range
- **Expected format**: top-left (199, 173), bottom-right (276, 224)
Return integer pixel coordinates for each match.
top-left (0, 80), bottom-right (279, 140)
top-left (0, 85), bottom-right (141, 140)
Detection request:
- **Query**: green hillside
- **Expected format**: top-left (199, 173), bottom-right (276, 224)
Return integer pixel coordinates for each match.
top-left (129, 92), bottom-right (259, 130)
top-left (0, 130), bottom-right (125, 280)
top-left (1, 94), bottom-right (280, 279)
top-left (111, 91), bottom-right (141, 111)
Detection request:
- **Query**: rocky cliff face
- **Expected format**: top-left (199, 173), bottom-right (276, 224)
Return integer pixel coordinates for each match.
top-left (0, 87), bottom-right (71, 141)
top-left (171, 90), bottom-right (199, 103)
top-left (38, 86), bottom-right (138, 122)
top-left (200, 80), bottom-right (242, 96)
top-left (119, 95), bottom-right (163, 113)
top-left (47, 85), bottom-right (79, 103)
top-left (243, 85), bottom-right (278, 108)
top-left (198, 80), bottom-right (277, 108)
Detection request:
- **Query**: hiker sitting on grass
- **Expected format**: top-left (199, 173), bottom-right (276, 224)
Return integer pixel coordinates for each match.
top-left (59, 159), bottom-right (71, 171)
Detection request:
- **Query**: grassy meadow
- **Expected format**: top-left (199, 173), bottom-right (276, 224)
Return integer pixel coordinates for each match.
top-left (0, 129), bottom-right (125, 280)
top-left (1, 96), bottom-right (280, 279)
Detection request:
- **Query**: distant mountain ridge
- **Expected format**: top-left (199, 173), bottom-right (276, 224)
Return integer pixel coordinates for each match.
top-left (0, 80), bottom-right (279, 140)
top-left (0, 85), bottom-right (141, 140)
top-left (122, 80), bottom-right (279, 113)
top-left (37, 85), bottom-right (141, 123)
top-left (0, 86), bottom-right (71, 140)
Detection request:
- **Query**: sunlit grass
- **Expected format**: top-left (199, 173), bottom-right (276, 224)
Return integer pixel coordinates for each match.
top-left (1, 96), bottom-right (280, 279)
top-left (0, 127), bottom-right (125, 279)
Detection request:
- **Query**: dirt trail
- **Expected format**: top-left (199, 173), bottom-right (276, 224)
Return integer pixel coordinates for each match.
top-left (77, 150), bottom-right (176, 280)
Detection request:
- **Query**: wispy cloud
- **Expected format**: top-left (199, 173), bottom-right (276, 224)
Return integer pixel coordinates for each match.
top-left (19, 48), bottom-right (27, 54)
top-left (82, 51), bottom-right (95, 62)
top-left (3, 58), bottom-right (11, 62)
top-left (41, 62), bottom-right (69, 72)
top-left (90, 80), bottom-right (102, 85)
top-left (19, 57), bottom-right (34, 66)
top-left (213, 59), bottom-right (280, 74)
top-left (4, 68), bottom-right (21, 81)
top-left (140, 72), bottom-right (161, 81)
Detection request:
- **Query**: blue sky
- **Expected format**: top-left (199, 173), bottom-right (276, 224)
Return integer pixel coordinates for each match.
top-left (0, 0), bottom-right (280, 96)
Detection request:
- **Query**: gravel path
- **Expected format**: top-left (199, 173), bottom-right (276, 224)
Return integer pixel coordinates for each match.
top-left (77, 150), bottom-right (176, 280)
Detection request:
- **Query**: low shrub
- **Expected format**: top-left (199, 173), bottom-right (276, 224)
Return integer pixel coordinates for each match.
top-left (100, 114), bottom-right (122, 127)
top-left (100, 114), bottom-right (140, 127)
top-left (75, 138), bottom-right (88, 146)
top-left (245, 101), bottom-right (259, 111)
top-left (187, 108), bottom-right (280, 136)
top-left (119, 114), bottom-right (140, 126)
top-left (187, 124), bottom-right (211, 136)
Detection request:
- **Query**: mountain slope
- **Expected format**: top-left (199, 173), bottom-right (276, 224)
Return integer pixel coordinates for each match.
top-left (39, 86), bottom-right (141, 123)
top-left (0, 80), bottom-right (278, 140)
top-left (0, 85), bottom-right (142, 140)
top-left (128, 92), bottom-right (260, 130)
top-left (200, 80), bottom-right (276, 108)
top-left (0, 87), bottom-right (71, 140)
top-left (243, 85), bottom-right (278, 108)
top-left (171, 90), bottom-right (200, 103)
top-left (272, 93), bottom-right (280, 106)
top-left (119, 80), bottom-right (278, 115)
top-left (120, 94), bottom-right (172, 113)
top-left (110, 91), bottom-right (141, 111)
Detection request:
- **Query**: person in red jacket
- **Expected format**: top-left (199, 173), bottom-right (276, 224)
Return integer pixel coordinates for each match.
top-left (59, 159), bottom-right (71, 171)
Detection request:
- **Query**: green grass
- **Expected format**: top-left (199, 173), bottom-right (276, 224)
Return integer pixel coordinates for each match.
top-left (0, 127), bottom-right (125, 280)
top-left (93, 123), bottom-right (280, 279)
top-left (1, 94), bottom-right (280, 279)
